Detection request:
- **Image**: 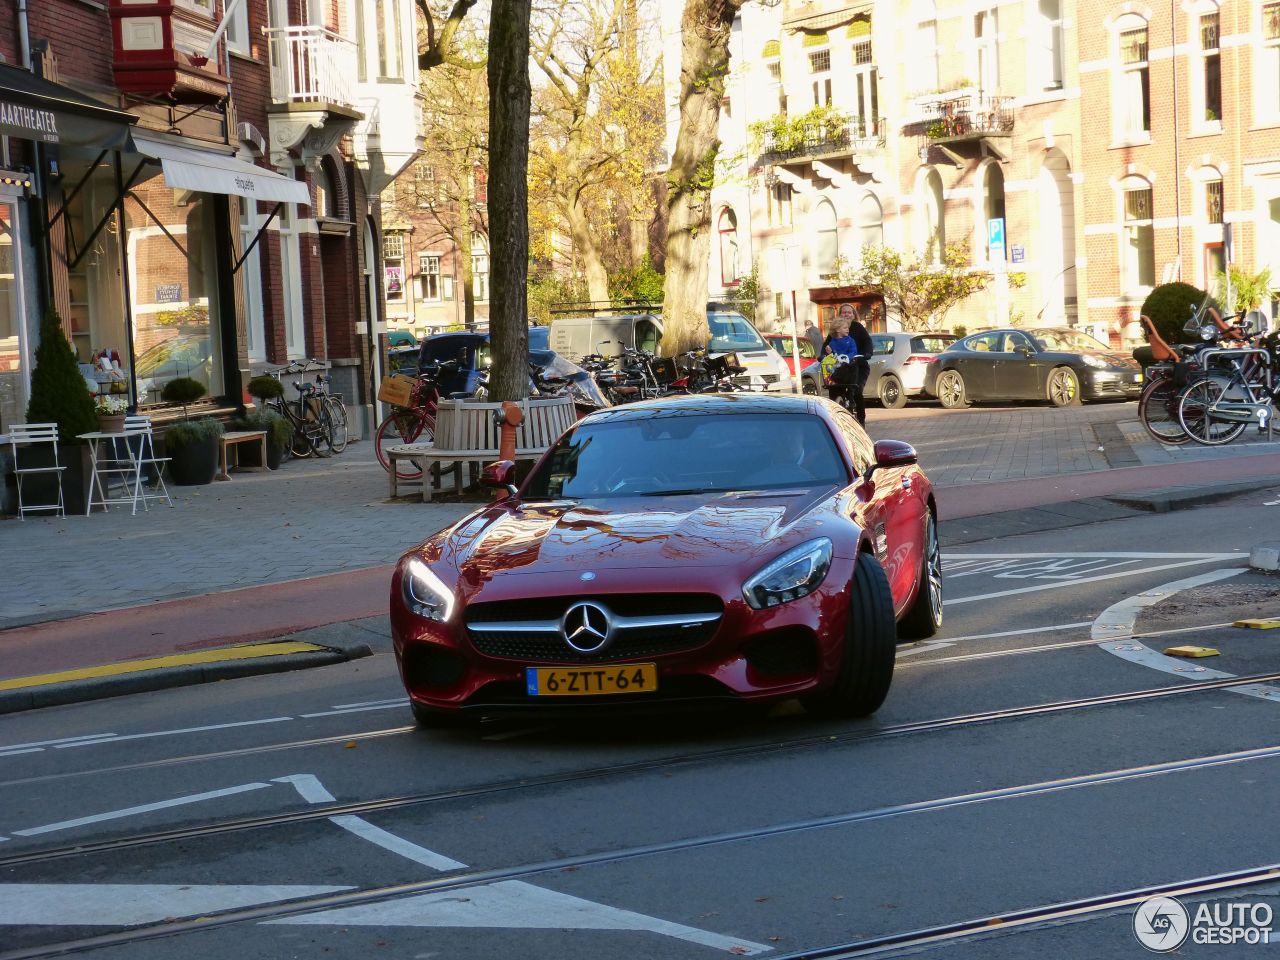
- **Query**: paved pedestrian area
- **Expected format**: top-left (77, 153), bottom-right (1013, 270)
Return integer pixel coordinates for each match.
top-left (0, 445), bottom-right (472, 628)
top-left (3, 405), bottom-right (1277, 631)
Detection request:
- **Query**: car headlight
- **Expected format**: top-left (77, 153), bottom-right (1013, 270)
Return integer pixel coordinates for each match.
top-left (1081, 355), bottom-right (1108, 369)
top-left (402, 557), bottom-right (456, 622)
top-left (742, 538), bottom-right (833, 610)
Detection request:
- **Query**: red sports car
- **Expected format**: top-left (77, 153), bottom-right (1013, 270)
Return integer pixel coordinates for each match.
top-left (391, 393), bottom-right (942, 725)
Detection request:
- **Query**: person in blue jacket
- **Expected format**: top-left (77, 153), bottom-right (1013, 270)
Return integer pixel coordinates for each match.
top-left (821, 307), bottom-right (873, 424)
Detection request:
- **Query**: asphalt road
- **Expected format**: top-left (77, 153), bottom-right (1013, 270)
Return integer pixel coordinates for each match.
top-left (2, 496), bottom-right (1280, 959)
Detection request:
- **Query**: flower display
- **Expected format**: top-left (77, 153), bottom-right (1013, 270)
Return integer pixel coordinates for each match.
top-left (94, 394), bottom-right (129, 415)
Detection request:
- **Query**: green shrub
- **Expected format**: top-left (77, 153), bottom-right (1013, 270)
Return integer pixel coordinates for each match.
top-left (26, 307), bottom-right (98, 443)
top-left (1141, 282), bottom-right (1218, 345)
top-left (239, 409), bottom-right (291, 452)
top-left (165, 417), bottom-right (224, 446)
top-left (246, 375), bottom-right (284, 402)
top-left (161, 376), bottom-right (207, 406)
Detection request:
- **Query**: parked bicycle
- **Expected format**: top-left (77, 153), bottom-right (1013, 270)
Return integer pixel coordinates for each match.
top-left (265, 361), bottom-right (335, 458)
top-left (1176, 320), bottom-right (1279, 446)
top-left (310, 369), bottom-right (348, 454)
top-left (374, 359), bottom-right (463, 480)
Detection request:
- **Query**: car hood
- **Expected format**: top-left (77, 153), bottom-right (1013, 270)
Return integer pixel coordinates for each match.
top-left (425, 490), bottom-right (837, 582)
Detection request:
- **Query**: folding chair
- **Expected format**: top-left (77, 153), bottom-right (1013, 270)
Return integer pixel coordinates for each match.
top-left (123, 416), bottom-right (172, 511)
top-left (8, 423), bottom-right (65, 520)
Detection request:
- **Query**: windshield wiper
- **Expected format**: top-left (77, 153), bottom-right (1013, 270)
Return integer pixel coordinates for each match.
top-left (638, 487), bottom-right (721, 497)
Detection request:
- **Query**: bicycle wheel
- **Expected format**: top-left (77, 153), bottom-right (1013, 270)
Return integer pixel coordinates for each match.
top-left (375, 409), bottom-right (434, 480)
top-left (1177, 376), bottom-right (1248, 446)
top-left (325, 397), bottom-right (349, 453)
top-left (310, 403), bottom-right (334, 457)
top-left (1137, 373), bottom-right (1190, 445)
top-left (288, 406), bottom-right (313, 459)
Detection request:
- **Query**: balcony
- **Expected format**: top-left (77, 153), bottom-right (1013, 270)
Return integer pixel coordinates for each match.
top-left (267, 26), bottom-right (359, 110)
top-left (903, 93), bottom-right (1013, 162)
top-left (265, 26), bottom-right (362, 166)
top-left (754, 114), bottom-right (886, 167)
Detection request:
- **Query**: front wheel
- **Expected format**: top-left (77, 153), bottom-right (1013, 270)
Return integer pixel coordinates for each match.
top-left (326, 398), bottom-right (349, 453)
top-left (935, 370), bottom-right (968, 409)
top-left (802, 379), bottom-right (819, 396)
top-left (877, 374), bottom-right (907, 409)
top-left (899, 511), bottom-right (943, 640)
top-left (375, 410), bottom-right (434, 479)
top-left (1046, 366), bottom-right (1082, 407)
top-left (1138, 374), bottom-right (1190, 445)
top-left (805, 552), bottom-right (897, 718)
top-left (1178, 377), bottom-right (1248, 446)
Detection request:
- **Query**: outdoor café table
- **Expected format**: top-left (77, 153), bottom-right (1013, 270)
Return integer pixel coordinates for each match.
top-left (78, 430), bottom-right (143, 515)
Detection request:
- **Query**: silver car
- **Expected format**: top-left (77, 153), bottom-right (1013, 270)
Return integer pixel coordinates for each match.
top-left (801, 332), bottom-right (957, 408)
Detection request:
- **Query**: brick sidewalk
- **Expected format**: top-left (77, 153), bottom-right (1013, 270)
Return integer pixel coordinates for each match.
top-left (0, 445), bottom-right (473, 628)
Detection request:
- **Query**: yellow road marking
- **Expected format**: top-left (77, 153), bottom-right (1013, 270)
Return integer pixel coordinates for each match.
top-left (1235, 619), bottom-right (1280, 630)
top-left (1164, 645), bottom-right (1221, 658)
top-left (0, 642), bottom-right (326, 692)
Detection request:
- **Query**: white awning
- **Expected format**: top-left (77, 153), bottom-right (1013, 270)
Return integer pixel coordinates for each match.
top-left (130, 136), bottom-right (310, 205)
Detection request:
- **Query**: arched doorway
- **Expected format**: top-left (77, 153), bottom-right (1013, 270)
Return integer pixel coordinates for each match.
top-left (1038, 151), bottom-right (1077, 325)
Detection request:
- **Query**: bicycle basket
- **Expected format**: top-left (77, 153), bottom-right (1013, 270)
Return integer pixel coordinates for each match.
top-left (649, 356), bottom-right (679, 384)
top-left (377, 375), bottom-right (415, 407)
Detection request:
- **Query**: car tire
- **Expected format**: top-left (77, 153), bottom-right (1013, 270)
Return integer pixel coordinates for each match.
top-left (411, 701), bottom-right (476, 729)
top-left (806, 552), bottom-right (897, 718)
top-left (1047, 366), bottom-right (1082, 407)
top-left (877, 374), bottom-right (907, 409)
top-left (802, 379), bottom-right (819, 396)
top-left (936, 370), bottom-right (969, 409)
top-left (898, 511), bottom-right (943, 640)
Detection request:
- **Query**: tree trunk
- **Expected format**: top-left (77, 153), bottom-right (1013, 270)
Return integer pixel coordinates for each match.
top-left (628, 213), bottom-right (650, 267)
top-left (487, 0), bottom-right (532, 401)
top-left (458, 191), bottom-right (475, 329)
top-left (660, 0), bottom-right (738, 358)
top-left (566, 189), bottom-right (610, 303)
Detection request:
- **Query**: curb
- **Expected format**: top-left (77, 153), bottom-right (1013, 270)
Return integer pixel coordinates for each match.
top-left (1252, 544), bottom-right (1280, 573)
top-left (0, 638), bottom-right (374, 716)
top-left (1103, 478), bottom-right (1266, 513)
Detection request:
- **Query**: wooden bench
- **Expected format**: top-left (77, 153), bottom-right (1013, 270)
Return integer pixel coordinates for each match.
top-left (386, 396), bottom-right (576, 502)
top-left (217, 430), bottom-right (268, 481)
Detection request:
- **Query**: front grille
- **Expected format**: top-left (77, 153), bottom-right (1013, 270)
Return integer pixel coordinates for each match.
top-left (465, 594), bottom-right (723, 663)
top-left (732, 373), bottom-right (780, 389)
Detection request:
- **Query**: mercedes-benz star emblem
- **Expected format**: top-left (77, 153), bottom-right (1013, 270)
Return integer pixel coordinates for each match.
top-left (561, 601), bottom-right (612, 653)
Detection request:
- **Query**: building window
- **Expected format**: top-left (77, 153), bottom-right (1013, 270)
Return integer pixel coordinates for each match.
top-left (418, 254), bottom-right (441, 301)
top-left (0, 200), bottom-right (27, 432)
top-left (383, 233), bottom-right (404, 260)
top-left (858, 192), bottom-right (883, 253)
top-left (918, 19), bottom-right (939, 92)
top-left (851, 19), bottom-right (873, 65)
top-left (472, 254), bottom-right (489, 301)
top-left (814, 200), bottom-right (839, 279)
top-left (1206, 179), bottom-right (1224, 223)
top-left (238, 199), bottom-right (267, 362)
top-left (376, 0), bottom-right (404, 80)
top-left (1118, 25), bottom-right (1151, 136)
top-left (1037, 0), bottom-right (1064, 90)
top-left (1123, 185), bottom-right (1156, 292)
top-left (850, 21), bottom-right (878, 135)
top-left (808, 49), bottom-right (831, 73)
top-left (1199, 11), bottom-right (1222, 123)
top-left (472, 167), bottom-right (488, 205)
top-left (225, 0), bottom-right (251, 55)
top-left (809, 47), bottom-right (832, 106)
top-left (768, 182), bottom-right (793, 227)
top-left (923, 169), bottom-right (945, 262)
top-left (974, 9), bottom-right (998, 95)
top-left (718, 208), bottom-right (740, 286)
top-left (1261, 3), bottom-right (1280, 119)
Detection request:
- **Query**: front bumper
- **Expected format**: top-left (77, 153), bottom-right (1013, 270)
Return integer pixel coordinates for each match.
top-left (391, 561), bottom-right (855, 714)
top-left (1083, 368), bottom-right (1144, 399)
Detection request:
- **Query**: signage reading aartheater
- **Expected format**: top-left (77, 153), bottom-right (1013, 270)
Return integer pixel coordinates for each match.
top-left (0, 100), bottom-right (59, 142)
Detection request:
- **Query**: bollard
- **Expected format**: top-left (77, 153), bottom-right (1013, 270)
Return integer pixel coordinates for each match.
top-left (495, 401), bottom-right (525, 462)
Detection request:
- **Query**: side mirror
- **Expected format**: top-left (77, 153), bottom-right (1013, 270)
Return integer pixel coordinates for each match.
top-left (863, 439), bottom-right (918, 480)
top-left (480, 460), bottom-right (518, 498)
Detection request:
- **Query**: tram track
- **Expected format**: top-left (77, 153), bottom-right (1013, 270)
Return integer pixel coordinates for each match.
top-left (5, 740), bottom-right (1280, 959)
top-left (4, 668), bottom-right (1280, 870)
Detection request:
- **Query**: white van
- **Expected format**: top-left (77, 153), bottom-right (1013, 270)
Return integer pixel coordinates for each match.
top-left (549, 308), bottom-right (793, 392)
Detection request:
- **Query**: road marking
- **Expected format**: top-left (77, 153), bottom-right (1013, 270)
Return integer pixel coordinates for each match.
top-left (0, 642), bottom-right (326, 692)
top-left (52, 717), bottom-right (293, 749)
top-left (267, 878), bottom-right (772, 954)
top-left (300, 703), bottom-right (408, 718)
top-left (1093, 568), bottom-right (1280, 702)
top-left (0, 883), bottom-right (354, 926)
top-left (332, 698), bottom-right (406, 709)
top-left (950, 555), bottom-right (1245, 606)
top-left (11, 783), bottom-right (273, 837)
top-left (274, 773), bottom-right (770, 954)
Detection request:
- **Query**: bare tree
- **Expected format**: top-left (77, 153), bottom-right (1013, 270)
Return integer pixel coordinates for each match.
top-left (416, 0), bottom-right (484, 70)
top-left (660, 0), bottom-right (743, 357)
top-left (487, 0), bottom-right (532, 401)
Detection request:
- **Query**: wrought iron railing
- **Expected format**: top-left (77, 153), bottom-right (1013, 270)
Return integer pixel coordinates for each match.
top-left (758, 116), bottom-right (886, 162)
top-left (266, 26), bottom-right (358, 109)
top-left (911, 94), bottom-right (1014, 140)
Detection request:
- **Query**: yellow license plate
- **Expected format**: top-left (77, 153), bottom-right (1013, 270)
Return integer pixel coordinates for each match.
top-left (526, 663), bottom-right (658, 697)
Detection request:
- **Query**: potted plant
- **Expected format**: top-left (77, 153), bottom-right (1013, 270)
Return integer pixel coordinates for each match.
top-left (94, 394), bottom-right (129, 434)
top-left (246, 375), bottom-right (284, 406)
top-left (160, 377), bottom-right (222, 485)
top-left (23, 307), bottom-right (99, 514)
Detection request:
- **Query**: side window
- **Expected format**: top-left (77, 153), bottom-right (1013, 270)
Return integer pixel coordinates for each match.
top-left (1005, 332), bottom-right (1033, 352)
top-left (967, 332), bottom-right (1002, 352)
top-left (832, 410), bottom-right (874, 477)
top-left (637, 321), bottom-right (660, 354)
top-left (872, 336), bottom-right (895, 356)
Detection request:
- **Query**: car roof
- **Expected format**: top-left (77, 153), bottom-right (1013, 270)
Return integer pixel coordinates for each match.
top-left (579, 392), bottom-right (818, 427)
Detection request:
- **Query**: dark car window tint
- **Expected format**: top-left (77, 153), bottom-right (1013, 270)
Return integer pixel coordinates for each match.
top-left (637, 320), bottom-right (660, 353)
top-left (830, 410), bottom-right (875, 477)
top-left (524, 413), bottom-right (849, 499)
top-left (1005, 332), bottom-right (1034, 352)
top-left (871, 336), bottom-right (895, 356)
top-left (911, 336), bottom-right (955, 353)
top-left (966, 332), bottom-right (1003, 353)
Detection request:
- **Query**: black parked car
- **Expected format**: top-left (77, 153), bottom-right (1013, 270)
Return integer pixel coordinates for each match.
top-left (922, 328), bottom-right (1143, 408)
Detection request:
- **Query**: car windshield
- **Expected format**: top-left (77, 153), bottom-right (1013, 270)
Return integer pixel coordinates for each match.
top-left (707, 314), bottom-right (767, 352)
top-left (1033, 329), bottom-right (1111, 353)
top-left (523, 412), bottom-right (848, 499)
top-left (768, 336), bottom-right (817, 359)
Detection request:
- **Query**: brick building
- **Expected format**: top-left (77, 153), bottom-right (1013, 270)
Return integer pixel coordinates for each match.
top-left (0, 0), bottom-right (421, 466)
top-left (1077, 0), bottom-right (1280, 344)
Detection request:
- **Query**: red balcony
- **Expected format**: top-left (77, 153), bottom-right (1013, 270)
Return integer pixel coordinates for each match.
top-left (108, 0), bottom-right (230, 104)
